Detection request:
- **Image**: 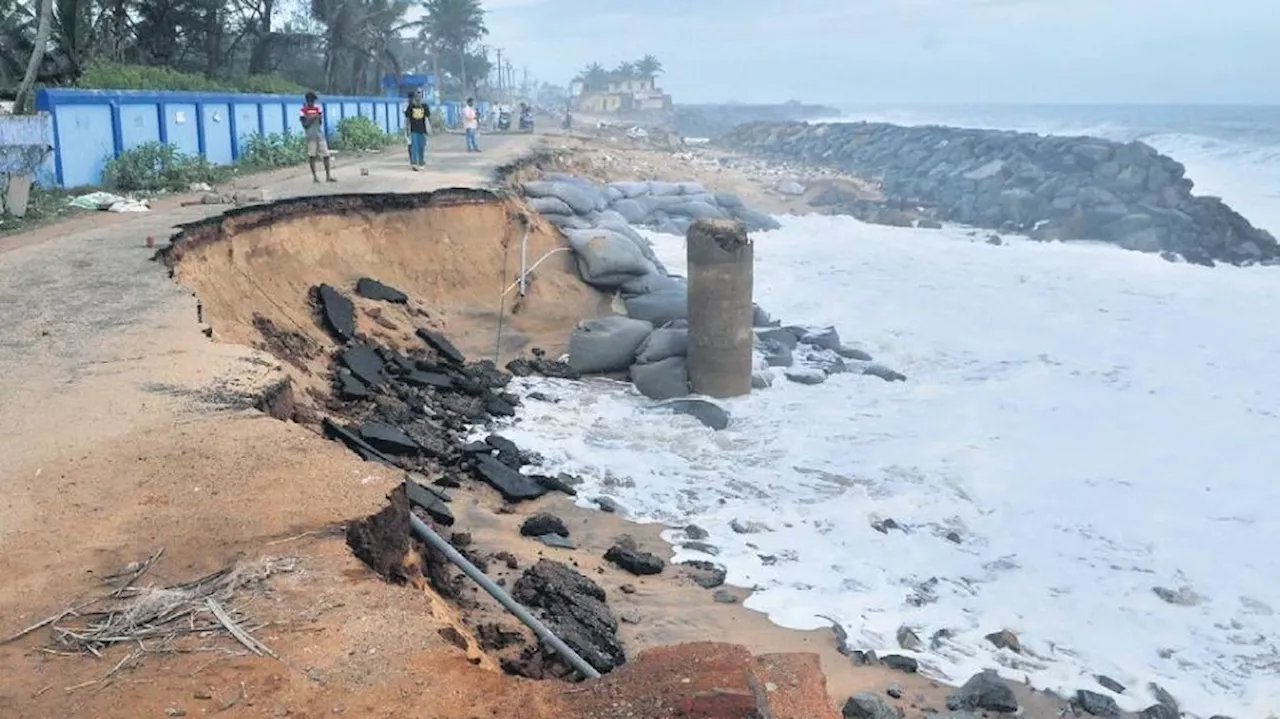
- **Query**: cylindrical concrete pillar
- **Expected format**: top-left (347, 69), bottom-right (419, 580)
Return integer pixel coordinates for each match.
top-left (687, 218), bottom-right (755, 398)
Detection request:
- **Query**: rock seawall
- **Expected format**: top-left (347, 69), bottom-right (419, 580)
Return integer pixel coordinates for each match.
top-left (720, 121), bottom-right (1279, 265)
top-left (673, 102), bottom-right (839, 140)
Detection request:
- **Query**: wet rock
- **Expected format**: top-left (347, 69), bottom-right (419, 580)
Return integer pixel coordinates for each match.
top-left (759, 339), bottom-right (794, 367)
top-left (1095, 675), bottom-right (1126, 694)
top-left (836, 346), bottom-right (873, 361)
top-left (511, 559), bottom-right (625, 673)
top-left (896, 625), bottom-right (923, 651)
top-left (681, 541), bottom-right (720, 556)
top-left (316, 284), bottom-right (356, 341)
top-left (341, 346), bottom-right (387, 387)
top-left (1138, 705), bottom-right (1178, 719)
top-left (1152, 585), bottom-right (1204, 606)
top-left (471, 454), bottom-right (548, 502)
top-left (712, 589), bottom-right (738, 603)
top-left (1076, 689), bottom-right (1121, 716)
top-left (521, 513), bottom-right (569, 538)
top-left (592, 496), bottom-right (620, 513)
top-left (841, 692), bottom-right (898, 719)
top-left (730, 519), bottom-right (771, 534)
top-left (416, 327), bottom-right (466, 365)
top-left (917, 218), bottom-right (943, 229)
top-left (355, 277), bottom-right (408, 304)
top-left (531, 473), bottom-right (579, 497)
top-left (879, 654), bottom-right (918, 674)
top-left (862, 364), bottom-right (907, 382)
top-left (986, 234), bottom-right (1004, 246)
top-left (751, 372), bottom-right (773, 389)
top-left (785, 368), bottom-right (828, 385)
top-left (604, 544), bottom-right (665, 576)
top-left (872, 518), bottom-right (903, 534)
top-left (946, 671), bottom-right (1018, 713)
top-left (1147, 683), bottom-right (1179, 713)
top-left (536, 534), bottom-right (576, 550)
top-left (358, 422), bottom-right (420, 455)
top-left (684, 524), bottom-right (709, 540)
top-left (885, 684), bottom-right (902, 699)
top-left (756, 327), bottom-right (799, 350)
top-left (680, 560), bottom-right (726, 589)
top-left (652, 398), bottom-right (730, 430)
top-left (800, 326), bottom-right (842, 352)
top-left (985, 629), bottom-right (1022, 654)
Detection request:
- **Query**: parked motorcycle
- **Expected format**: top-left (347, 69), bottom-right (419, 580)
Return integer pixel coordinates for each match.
top-left (497, 109), bottom-right (512, 131)
top-left (518, 109), bottom-right (534, 132)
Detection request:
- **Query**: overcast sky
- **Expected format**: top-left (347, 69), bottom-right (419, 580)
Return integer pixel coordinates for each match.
top-left (480, 0), bottom-right (1279, 105)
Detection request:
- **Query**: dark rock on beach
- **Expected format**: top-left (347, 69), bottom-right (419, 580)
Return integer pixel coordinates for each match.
top-left (471, 454), bottom-right (548, 502)
top-left (604, 543), bottom-right (665, 576)
top-left (511, 559), bottom-right (626, 674)
top-left (946, 671), bottom-right (1019, 713)
top-left (520, 513), bottom-right (569, 538)
top-left (355, 277), bottom-right (409, 304)
top-left (879, 654), bottom-right (918, 674)
top-left (841, 692), bottom-right (899, 719)
top-left (1076, 689), bottom-right (1121, 716)
top-left (416, 327), bottom-right (466, 364)
top-left (719, 121), bottom-right (1280, 265)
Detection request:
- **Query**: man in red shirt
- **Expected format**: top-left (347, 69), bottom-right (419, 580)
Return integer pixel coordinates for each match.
top-left (299, 92), bottom-right (336, 183)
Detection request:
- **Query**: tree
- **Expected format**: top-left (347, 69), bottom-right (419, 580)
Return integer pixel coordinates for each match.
top-left (578, 62), bottom-right (607, 91)
top-left (14, 0), bottom-right (54, 113)
top-left (635, 54), bottom-right (662, 81)
top-left (613, 61), bottom-right (635, 80)
top-left (416, 0), bottom-right (486, 97)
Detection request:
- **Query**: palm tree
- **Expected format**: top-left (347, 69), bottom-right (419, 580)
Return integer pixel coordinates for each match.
top-left (614, 61), bottom-right (635, 80)
top-left (579, 61), bottom-right (607, 91)
top-left (14, 0), bottom-right (54, 113)
top-left (416, 0), bottom-right (486, 97)
top-left (635, 54), bottom-right (662, 81)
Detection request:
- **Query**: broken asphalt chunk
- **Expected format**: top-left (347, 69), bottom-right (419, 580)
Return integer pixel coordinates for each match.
top-left (340, 345), bottom-right (387, 387)
top-left (322, 418), bottom-right (396, 468)
top-left (358, 422), bottom-right (420, 455)
top-left (416, 328), bottom-right (466, 365)
top-left (471, 454), bottom-right (548, 502)
top-left (337, 372), bottom-right (370, 399)
top-left (355, 277), bottom-right (408, 304)
top-left (404, 370), bottom-right (455, 390)
top-left (403, 479), bottom-right (454, 526)
top-left (316, 284), bottom-right (356, 341)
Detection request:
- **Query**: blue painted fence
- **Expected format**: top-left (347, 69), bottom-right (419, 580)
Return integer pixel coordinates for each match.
top-left (35, 88), bottom-right (408, 188)
top-left (0, 113), bottom-right (57, 187)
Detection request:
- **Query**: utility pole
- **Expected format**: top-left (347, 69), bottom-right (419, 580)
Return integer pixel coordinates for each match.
top-left (495, 48), bottom-right (503, 100)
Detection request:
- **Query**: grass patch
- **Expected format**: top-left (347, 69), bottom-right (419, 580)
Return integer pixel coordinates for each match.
top-left (0, 184), bottom-right (91, 237)
top-left (77, 60), bottom-right (308, 96)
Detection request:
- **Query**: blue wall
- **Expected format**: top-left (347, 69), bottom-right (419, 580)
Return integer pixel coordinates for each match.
top-left (35, 89), bottom-right (407, 188)
top-left (0, 113), bottom-right (57, 187)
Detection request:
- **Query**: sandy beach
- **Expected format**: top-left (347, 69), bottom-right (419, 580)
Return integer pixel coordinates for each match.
top-left (0, 129), bottom-right (1117, 718)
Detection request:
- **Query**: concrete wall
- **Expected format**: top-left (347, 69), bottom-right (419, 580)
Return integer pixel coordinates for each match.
top-left (35, 89), bottom-right (408, 188)
top-left (0, 113), bottom-right (57, 187)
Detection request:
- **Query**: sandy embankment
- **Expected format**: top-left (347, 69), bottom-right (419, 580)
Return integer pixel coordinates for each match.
top-left (0, 135), bottom-right (1083, 719)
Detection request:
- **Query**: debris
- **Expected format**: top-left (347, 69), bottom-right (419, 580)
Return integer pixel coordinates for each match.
top-left (603, 544), bottom-right (664, 575)
top-left (355, 278), bottom-right (409, 304)
top-left (416, 328), bottom-right (466, 364)
top-left (317, 284), bottom-right (356, 341)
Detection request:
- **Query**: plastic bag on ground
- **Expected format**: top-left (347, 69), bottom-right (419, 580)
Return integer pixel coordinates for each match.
top-left (630, 356), bottom-right (690, 400)
top-left (568, 316), bottom-right (655, 374)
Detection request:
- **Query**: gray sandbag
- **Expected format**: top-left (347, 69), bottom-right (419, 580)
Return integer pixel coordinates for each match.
top-left (605, 186), bottom-right (624, 202)
top-left (647, 181), bottom-right (683, 197)
top-left (528, 196), bottom-right (576, 215)
top-left (568, 316), bottom-right (655, 374)
top-left (652, 218), bottom-right (687, 236)
top-left (630, 356), bottom-right (690, 400)
top-left (522, 180), bottom-right (604, 215)
top-left (591, 208), bottom-right (631, 228)
top-left (732, 207), bottom-right (782, 232)
top-left (566, 228), bottom-right (651, 285)
top-left (609, 181), bottom-right (651, 198)
top-left (609, 198), bottom-right (650, 224)
top-left (667, 201), bottom-right (727, 221)
top-left (682, 193), bottom-right (718, 207)
top-left (620, 271), bottom-right (684, 297)
top-left (635, 194), bottom-right (688, 217)
top-left (714, 191), bottom-right (745, 209)
top-left (678, 182), bottom-right (708, 195)
top-left (549, 214), bottom-right (592, 230)
top-left (635, 321), bottom-right (689, 364)
top-left (625, 288), bottom-right (688, 326)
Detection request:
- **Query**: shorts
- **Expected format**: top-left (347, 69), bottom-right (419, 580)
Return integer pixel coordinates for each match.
top-left (306, 136), bottom-right (329, 159)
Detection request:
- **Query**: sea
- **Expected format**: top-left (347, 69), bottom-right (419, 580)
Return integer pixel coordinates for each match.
top-left (497, 105), bottom-right (1280, 718)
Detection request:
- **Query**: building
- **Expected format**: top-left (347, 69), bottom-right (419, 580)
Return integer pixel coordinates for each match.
top-left (573, 75), bottom-right (672, 114)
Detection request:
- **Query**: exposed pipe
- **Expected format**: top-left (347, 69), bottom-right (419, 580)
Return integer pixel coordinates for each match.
top-left (502, 247), bottom-right (572, 298)
top-left (518, 225), bottom-right (530, 296)
top-left (407, 511), bottom-right (603, 680)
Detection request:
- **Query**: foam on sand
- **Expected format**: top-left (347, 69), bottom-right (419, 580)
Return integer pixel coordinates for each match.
top-left (499, 215), bottom-right (1280, 719)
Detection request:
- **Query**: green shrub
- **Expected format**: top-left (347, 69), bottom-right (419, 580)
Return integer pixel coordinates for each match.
top-left (331, 116), bottom-right (395, 152)
top-left (102, 142), bottom-right (227, 192)
top-left (238, 133), bottom-right (308, 171)
top-left (77, 59), bottom-right (308, 95)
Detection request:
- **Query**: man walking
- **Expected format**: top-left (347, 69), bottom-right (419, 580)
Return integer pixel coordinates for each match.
top-left (404, 92), bottom-right (430, 171)
top-left (463, 97), bottom-right (480, 153)
top-left (299, 91), bottom-right (336, 183)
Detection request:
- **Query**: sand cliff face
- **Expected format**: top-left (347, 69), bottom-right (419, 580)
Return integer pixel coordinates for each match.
top-left (720, 121), bottom-right (1279, 266)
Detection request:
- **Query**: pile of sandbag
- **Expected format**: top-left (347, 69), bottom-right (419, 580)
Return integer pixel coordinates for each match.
top-left (522, 173), bottom-right (781, 236)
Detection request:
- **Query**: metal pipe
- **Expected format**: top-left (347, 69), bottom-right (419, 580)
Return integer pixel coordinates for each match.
top-left (518, 226), bottom-right (530, 296)
top-left (502, 247), bottom-right (571, 298)
top-left (407, 512), bottom-right (603, 680)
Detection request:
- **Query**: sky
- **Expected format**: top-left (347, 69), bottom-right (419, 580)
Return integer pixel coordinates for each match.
top-left (479, 0), bottom-right (1280, 105)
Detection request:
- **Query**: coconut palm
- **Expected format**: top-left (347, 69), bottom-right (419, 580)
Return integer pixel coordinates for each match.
top-left (416, 0), bottom-right (486, 96)
top-left (613, 61), bottom-right (635, 80)
top-left (635, 54), bottom-right (662, 81)
top-left (579, 62), bottom-right (607, 91)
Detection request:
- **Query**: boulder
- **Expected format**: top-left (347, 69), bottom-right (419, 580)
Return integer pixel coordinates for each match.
top-left (568, 316), bottom-right (655, 374)
top-left (946, 671), bottom-right (1018, 713)
top-left (604, 544), bottom-right (665, 575)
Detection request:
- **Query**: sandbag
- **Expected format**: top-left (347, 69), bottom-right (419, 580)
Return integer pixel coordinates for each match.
top-left (592, 209), bottom-right (631, 227)
top-left (549, 214), bottom-right (592, 230)
top-left (681, 193), bottom-right (718, 207)
top-left (527, 196), bottom-right (575, 216)
top-left (647, 181), bottom-right (683, 197)
top-left (667, 201), bottom-right (727, 221)
top-left (609, 199), bottom-right (650, 224)
top-left (714, 191), bottom-right (745, 209)
top-left (608, 181), bottom-right (652, 198)
top-left (625, 288), bottom-right (688, 326)
top-left (677, 182), bottom-right (708, 195)
top-left (522, 180), bottom-right (604, 215)
top-left (634, 322), bottom-right (689, 364)
top-left (620, 271), bottom-right (683, 297)
top-left (605, 186), bottom-right (624, 202)
top-left (566, 229), bottom-right (651, 285)
top-left (635, 194), bottom-right (687, 217)
top-left (568, 316), bottom-right (655, 374)
top-left (630, 356), bottom-right (690, 400)
top-left (732, 207), bottom-right (782, 232)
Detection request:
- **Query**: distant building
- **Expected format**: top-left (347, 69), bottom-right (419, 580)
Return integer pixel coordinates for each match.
top-left (574, 75), bottom-right (672, 114)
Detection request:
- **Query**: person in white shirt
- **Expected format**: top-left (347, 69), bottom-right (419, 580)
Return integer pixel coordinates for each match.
top-left (462, 97), bottom-right (480, 152)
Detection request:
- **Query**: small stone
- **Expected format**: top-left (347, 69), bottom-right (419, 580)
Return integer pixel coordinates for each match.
top-left (618, 611), bottom-right (642, 625)
top-left (619, 583), bottom-right (637, 594)
top-left (896, 625), bottom-right (923, 651)
top-left (1138, 704), bottom-right (1178, 719)
top-left (592, 496), bottom-right (620, 513)
top-left (681, 540), bottom-right (720, 556)
top-left (985, 629), bottom-right (1022, 654)
top-left (730, 518), bottom-right (771, 534)
top-left (785, 368), bottom-right (827, 385)
top-left (680, 560), bottom-right (726, 589)
top-left (946, 671), bottom-right (1018, 713)
top-left (1095, 675), bottom-right (1126, 694)
top-left (841, 691), bottom-right (898, 719)
top-left (604, 544), bottom-right (665, 575)
top-left (520, 513), bottom-right (569, 538)
top-left (166, 710), bottom-right (186, 717)
top-left (880, 654), bottom-right (918, 673)
top-left (684, 524), bottom-right (709, 540)
top-left (712, 589), bottom-right (738, 604)
top-left (1152, 585), bottom-right (1204, 606)
top-left (986, 234), bottom-right (1004, 245)
top-left (193, 692), bottom-right (212, 700)
top-left (945, 530), bottom-right (963, 544)
top-left (536, 533), bottom-right (575, 550)
top-left (862, 363), bottom-right (907, 382)
top-left (886, 684), bottom-right (903, 699)
top-left (1076, 689), bottom-right (1121, 716)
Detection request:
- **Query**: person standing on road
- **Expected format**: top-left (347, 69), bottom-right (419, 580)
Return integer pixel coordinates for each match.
top-left (404, 92), bottom-right (430, 171)
top-left (463, 97), bottom-right (481, 152)
top-left (299, 92), bottom-right (336, 183)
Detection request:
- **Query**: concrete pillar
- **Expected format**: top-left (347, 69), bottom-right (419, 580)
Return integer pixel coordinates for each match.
top-left (686, 218), bottom-right (754, 398)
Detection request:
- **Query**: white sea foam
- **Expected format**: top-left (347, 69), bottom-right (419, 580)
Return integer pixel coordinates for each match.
top-left (498, 216), bottom-right (1280, 718)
